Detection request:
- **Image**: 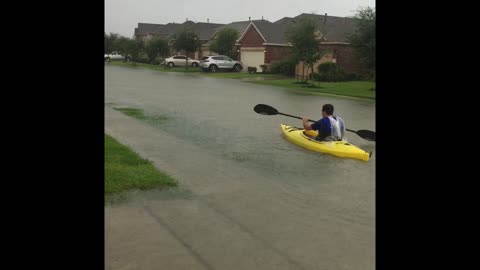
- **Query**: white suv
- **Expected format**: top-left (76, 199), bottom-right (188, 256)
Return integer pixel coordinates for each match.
top-left (200, 55), bottom-right (243, 72)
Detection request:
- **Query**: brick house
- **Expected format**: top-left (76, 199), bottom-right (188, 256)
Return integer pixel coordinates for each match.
top-left (210, 19), bottom-right (268, 62)
top-left (233, 13), bottom-right (368, 75)
top-left (290, 13), bottom-right (369, 77)
top-left (235, 20), bottom-right (292, 72)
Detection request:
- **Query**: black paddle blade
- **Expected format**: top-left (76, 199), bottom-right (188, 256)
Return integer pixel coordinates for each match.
top-left (355, 130), bottom-right (376, 141)
top-left (254, 104), bottom-right (278, 115)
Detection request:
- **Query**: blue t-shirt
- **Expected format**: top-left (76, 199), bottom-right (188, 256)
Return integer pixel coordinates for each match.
top-left (311, 117), bottom-right (336, 141)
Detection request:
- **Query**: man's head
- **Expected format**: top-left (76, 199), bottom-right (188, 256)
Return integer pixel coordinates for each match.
top-left (322, 104), bottom-right (334, 117)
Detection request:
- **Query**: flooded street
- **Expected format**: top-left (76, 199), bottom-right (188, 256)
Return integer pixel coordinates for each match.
top-left (105, 64), bottom-right (375, 270)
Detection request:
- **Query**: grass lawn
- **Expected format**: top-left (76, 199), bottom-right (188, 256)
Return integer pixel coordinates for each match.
top-left (202, 72), bottom-right (282, 79)
top-left (113, 107), bottom-right (168, 122)
top-left (251, 79), bottom-right (376, 99)
top-left (108, 61), bottom-right (284, 79)
top-left (105, 134), bottom-right (176, 200)
top-left (108, 61), bottom-right (201, 73)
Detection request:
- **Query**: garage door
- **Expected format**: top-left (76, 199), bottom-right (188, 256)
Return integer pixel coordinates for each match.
top-left (240, 49), bottom-right (264, 72)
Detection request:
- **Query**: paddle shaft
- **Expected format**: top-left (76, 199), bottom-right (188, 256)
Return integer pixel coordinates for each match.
top-left (279, 112), bottom-right (360, 135)
top-left (277, 112), bottom-right (315, 123)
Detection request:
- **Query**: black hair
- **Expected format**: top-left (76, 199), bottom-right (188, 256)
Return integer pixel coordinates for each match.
top-left (322, 104), bottom-right (334, 115)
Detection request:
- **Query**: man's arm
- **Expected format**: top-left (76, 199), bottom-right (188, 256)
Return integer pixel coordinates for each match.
top-left (303, 117), bottom-right (313, 130)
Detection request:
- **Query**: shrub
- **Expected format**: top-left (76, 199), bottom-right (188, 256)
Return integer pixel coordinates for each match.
top-left (270, 59), bottom-right (296, 76)
top-left (345, 72), bottom-right (359, 81)
top-left (314, 62), bottom-right (360, 82)
top-left (318, 62), bottom-right (339, 74)
top-left (365, 70), bottom-right (375, 81)
top-left (248, 67), bottom-right (257, 73)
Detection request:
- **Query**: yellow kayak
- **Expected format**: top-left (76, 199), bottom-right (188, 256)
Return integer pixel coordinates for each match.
top-left (281, 124), bottom-right (371, 161)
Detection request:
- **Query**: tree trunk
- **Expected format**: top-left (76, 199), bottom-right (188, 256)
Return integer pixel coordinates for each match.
top-left (302, 62), bottom-right (306, 83)
top-left (310, 64), bottom-right (315, 86)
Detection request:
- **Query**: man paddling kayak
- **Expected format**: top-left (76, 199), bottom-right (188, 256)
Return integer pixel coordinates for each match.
top-left (302, 104), bottom-right (346, 141)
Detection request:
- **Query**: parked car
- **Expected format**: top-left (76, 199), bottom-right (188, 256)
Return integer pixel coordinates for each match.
top-left (200, 55), bottom-right (243, 72)
top-left (104, 52), bottom-right (124, 61)
top-left (164, 55), bottom-right (200, 67)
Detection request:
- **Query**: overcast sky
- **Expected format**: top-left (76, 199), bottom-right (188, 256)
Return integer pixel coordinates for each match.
top-left (105, 0), bottom-right (375, 37)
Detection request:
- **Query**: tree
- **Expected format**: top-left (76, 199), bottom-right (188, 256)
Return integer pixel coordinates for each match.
top-left (112, 36), bottom-right (128, 56)
top-left (145, 38), bottom-right (169, 63)
top-left (209, 28), bottom-right (239, 59)
top-left (105, 32), bottom-right (119, 53)
top-left (173, 28), bottom-right (200, 70)
top-left (286, 17), bottom-right (321, 83)
top-left (113, 37), bottom-right (143, 62)
top-left (348, 7), bottom-right (375, 72)
top-left (134, 38), bottom-right (145, 62)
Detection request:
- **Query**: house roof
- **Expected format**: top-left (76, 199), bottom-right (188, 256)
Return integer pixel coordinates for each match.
top-left (293, 13), bottom-right (355, 42)
top-left (134, 23), bottom-right (164, 36)
top-left (192, 22), bottom-right (225, 40)
top-left (214, 20), bottom-right (270, 40)
top-left (151, 23), bottom-right (183, 37)
top-left (150, 21), bottom-right (225, 40)
top-left (273, 17), bottom-right (295, 25)
top-left (134, 14), bottom-right (355, 43)
top-left (252, 20), bottom-right (290, 44)
top-left (240, 13), bottom-right (356, 44)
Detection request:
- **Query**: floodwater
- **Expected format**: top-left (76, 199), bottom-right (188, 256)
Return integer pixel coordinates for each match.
top-left (105, 64), bottom-right (375, 270)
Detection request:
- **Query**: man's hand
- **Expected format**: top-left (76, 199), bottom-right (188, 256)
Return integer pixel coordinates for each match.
top-left (302, 117), bottom-right (312, 130)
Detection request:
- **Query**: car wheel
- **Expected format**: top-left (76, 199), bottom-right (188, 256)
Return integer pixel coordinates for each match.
top-left (233, 64), bottom-right (241, 72)
top-left (192, 62), bottom-right (198, 67)
top-left (209, 65), bottom-right (218, 72)
top-left (168, 62), bottom-right (175, 68)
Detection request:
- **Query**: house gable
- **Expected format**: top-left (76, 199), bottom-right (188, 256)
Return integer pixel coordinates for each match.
top-left (237, 23), bottom-right (266, 47)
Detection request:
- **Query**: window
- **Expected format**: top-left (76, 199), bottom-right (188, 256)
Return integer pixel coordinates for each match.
top-left (173, 56), bottom-right (186, 59)
top-left (201, 57), bottom-right (209, 60)
top-left (212, 57), bottom-right (223, 60)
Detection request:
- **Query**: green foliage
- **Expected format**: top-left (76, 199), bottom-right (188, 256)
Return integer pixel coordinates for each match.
top-left (209, 28), bottom-right (239, 58)
top-left (286, 17), bottom-right (322, 81)
top-left (112, 37), bottom-right (144, 62)
top-left (314, 62), bottom-right (360, 82)
top-left (105, 32), bottom-right (119, 53)
top-left (173, 28), bottom-right (200, 54)
top-left (145, 38), bottom-right (170, 63)
top-left (173, 28), bottom-right (201, 69)
top-left (347, 7), bottom-right (375, 70)
top-left (270, 58), bottom-right (297, 76)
